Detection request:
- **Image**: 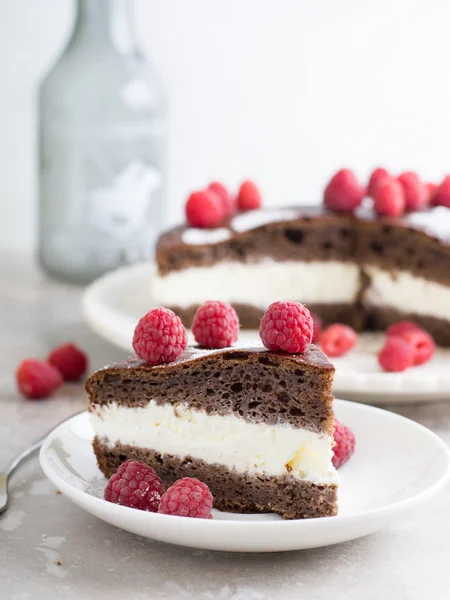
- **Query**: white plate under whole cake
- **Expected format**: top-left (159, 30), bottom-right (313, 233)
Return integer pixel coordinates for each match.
top-left (82, 263), bottom-right (450, 404)
top-left (39, 400), bottom-right (450, 553)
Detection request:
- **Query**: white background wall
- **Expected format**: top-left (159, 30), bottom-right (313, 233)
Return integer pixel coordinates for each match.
top-left (2, 0), bottom-right (450, 252)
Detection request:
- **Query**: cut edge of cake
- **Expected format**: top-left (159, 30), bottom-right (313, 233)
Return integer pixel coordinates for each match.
top-left (87, 344), bottom-right (338, 520)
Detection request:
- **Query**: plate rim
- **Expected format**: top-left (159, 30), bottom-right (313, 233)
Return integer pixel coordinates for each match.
top-left (39, 399), bottom-right (450, 532)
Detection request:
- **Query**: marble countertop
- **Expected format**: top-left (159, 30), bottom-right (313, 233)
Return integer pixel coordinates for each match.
top-left (1, 255), bottom-right (450, 600)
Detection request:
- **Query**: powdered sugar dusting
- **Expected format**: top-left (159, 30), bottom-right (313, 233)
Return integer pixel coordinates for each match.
top-left (407, 206), bottom-right (450, 242)
top-left (182, 228), bottom-right (231, 245)
top-left (232, 209), bottom-right (301, 233)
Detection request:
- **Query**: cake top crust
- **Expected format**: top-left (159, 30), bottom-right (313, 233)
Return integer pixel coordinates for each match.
top-left (91, 343), bottom-right (334, 377)
top-left (157, 205), bottom-right (450, 252)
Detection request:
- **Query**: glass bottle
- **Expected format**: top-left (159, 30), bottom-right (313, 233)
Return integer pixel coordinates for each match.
top-left (38, 0), bottom-right (167, 284)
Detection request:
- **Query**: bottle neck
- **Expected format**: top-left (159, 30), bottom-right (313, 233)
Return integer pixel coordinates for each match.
top-left (71, 0), bottom-right (138, 54)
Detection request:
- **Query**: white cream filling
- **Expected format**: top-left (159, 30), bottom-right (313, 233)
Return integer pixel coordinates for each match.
top-left (152, 260), bottom-right (360, 309)
top-left (364, 266), bottom-right (450, 321)
top-left (90, 401), bottom-right (337, 485)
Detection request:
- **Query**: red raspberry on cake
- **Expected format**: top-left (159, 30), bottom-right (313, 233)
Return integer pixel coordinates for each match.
top-left (132, 307), bottom-right (188, 365)
top-left (16, 359), bottom-right (63, 399)
top-left (208, 182), bottom-right (235, 216)
top-left (48, 343), bottom-right (88, 381)
top-left (397, 171), bottom-right (428, 211)
top-left (320, 324), bottom-right (357, 358)
top-left (432, 175), bottom-right (450, 208)
top-left (158, 477), bottom-right (213, 518)
top-left (372, 176), bottom-right (405, 217)
top-left (311, 312), bottom-right (323, 344)
top-left (192, 300), bottom-right (239, 349)
top-left (386, 321), bottom-right (421, 337)
top-left (259, 301), bottom-right (313, 354)
top-left (323, 169), bottom-right (365, 213)
top-left (104, 460), bottom-right (166, 511)
top-left (332, 419), bottom-right (356, 469)
top-left (398, 328), bottom-right (435, 366)
top-left (367, 167), bottom-right (389, 197)
top-left (185, 189), bottom-right (225, 228)
top-left (237, 180), bottom-right (262, 211)
top-left (378, 336), bottom-right (413, 372)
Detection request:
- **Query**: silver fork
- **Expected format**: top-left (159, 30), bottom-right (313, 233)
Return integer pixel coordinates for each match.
top-left (0, 411), bottom-right (84, 514)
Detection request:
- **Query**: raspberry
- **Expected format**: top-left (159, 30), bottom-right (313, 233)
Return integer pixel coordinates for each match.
top-left (208, 182), bottom-right (235, 216)
top-left (16, 359), bottom-right (63, 400)
top-left (386, 320), bottom-right (421, 337)
top-left (311, 312), bottom-right (323, 344)
top-left (367, 167), bottom-right (390, 197)
top-left (259, 301), bottom-right (313, 354)
top-left (48, 343), bottom-right (88, 381)
top-left (427, 182), bottom-right (438, 206)
top-left (332, 419), bottom-right (356, 469)
top-left (192, 301), bottom-right (239, 349)
top-left (323, 169), bottom-right (365, 213)
top-left (378, 336), bottom-right (413, 372)
top-left (372, 176), bottom-right (405, 217)
top-left (432, 175), bottom-right (450, 208)
top-left (320, 324), bottom-right (357, 357)
top-left (158, 477), bottom-right (213, 518)
top-left (399, 329), bottom-right (435, 366)
top-left (132, 307), bottom-right (188, 365)
top-left (104, 460), bottom-right (165, 511)
top-left (237, 180), bottom-right (262, 211)
top-left (397, 171), bottom-right (428, 211)
top-left (185, 189), bottom-right (225, 228)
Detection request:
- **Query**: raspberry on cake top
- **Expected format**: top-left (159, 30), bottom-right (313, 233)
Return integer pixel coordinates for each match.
top-left (153, 173), bottom-right (450, 346)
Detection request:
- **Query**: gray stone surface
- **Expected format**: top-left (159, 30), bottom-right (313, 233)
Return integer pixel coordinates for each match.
top-left (1, 254), bottom-right (450, 600)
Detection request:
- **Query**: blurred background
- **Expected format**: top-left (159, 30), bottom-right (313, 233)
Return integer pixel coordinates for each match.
top-left (2, 0), bottom-right (450, 267)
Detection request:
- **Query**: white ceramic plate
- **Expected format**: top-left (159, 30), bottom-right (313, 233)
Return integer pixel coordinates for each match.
top-left (82, 264), bottom-right (450, 404)
top-left (40, 400), bottom-right (450, 553)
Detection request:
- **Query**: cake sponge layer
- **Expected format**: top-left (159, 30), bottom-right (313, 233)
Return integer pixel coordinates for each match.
top-left (86, 346), bottom-right (335, 435)
top-left (93, 438), bottom-right (338, 520)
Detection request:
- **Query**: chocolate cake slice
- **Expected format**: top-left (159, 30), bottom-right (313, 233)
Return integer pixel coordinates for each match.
top-left (153, 205), bottom-right (450, 345)
top-left (87, 344), bottom-right (338, 520)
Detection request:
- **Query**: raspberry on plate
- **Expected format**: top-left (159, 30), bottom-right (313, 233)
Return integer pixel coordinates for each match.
top-left (237, 180), bottom-right (262, 211)
top-left (16, 359), bottom-right (63, 399)
top-left (157, 477), bottom-right (213, 519)
top-left (372, 176), bottom-right (405, 217)
top-left (259, 301), bottom-right (313, 354)
top-left (132, 307), bottom-right (188, 365)
top-left (192, 300), bottom-right (239, 349)
top-left (378, 336), bottom-right (413, 372)
top-left (320, 324), bottom-right (357, 357)
top-left (104, 460), bottom-right (166, 511)
top-left (185, 189), bottom-right (225, 228)
top-left (397, 171), bottom-right (428, 211)
top-left (208, 182), bottom-right (235, 216)
top-left (433, 175), bottom-right (450, 208)
top-left (367, 167), bottom-right (390, 197)
top-left (332, 419), bottom-right (356, 469)
top-left (48, 343), bottom-right (88, 381)
top-left (311, 312), bottom-right (323, 344)
top-left (323, 169), bottom-right (365, 213)
top-left (399, 329), bottom-right (435, 366)
top-left (386, 321), bottom-right (421, 337)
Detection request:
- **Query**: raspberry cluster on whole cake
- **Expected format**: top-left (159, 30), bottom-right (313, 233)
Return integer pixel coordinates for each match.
top-left (153, 182), bottom-right (450, 345)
